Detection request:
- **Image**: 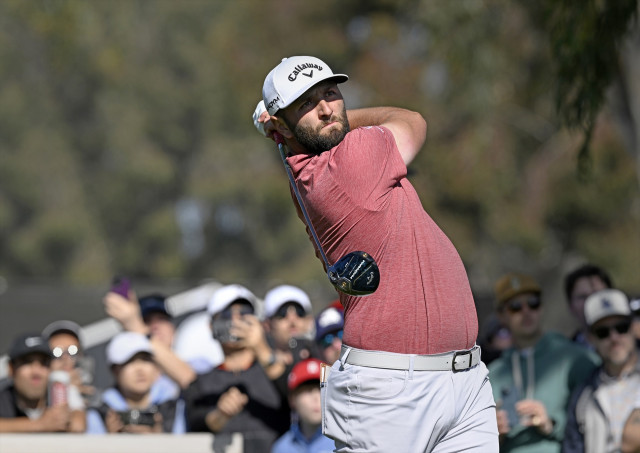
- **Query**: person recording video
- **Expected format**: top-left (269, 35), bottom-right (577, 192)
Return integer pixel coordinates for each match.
top-left (85, 332), bottom-right (185, 434)
top-left (184, 284), bottom-right (289, 453)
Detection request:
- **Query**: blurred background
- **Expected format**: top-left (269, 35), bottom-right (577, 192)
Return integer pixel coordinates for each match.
top-left (1, 0), bottom-right (639, 353)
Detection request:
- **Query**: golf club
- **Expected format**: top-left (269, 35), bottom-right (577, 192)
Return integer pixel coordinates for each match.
top-left (274, 132), bottom-right (380, 296)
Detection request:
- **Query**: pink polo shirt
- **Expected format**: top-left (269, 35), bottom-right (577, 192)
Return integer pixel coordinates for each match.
top-left (287, 126), bottom-right (477, 354)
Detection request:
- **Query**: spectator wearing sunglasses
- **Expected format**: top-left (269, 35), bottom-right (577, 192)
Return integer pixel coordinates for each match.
top-left (42, 320), bottom-right (94, 420)
top-left (183, 284), bottom-right (290, 453)
top-left (315, 306), bottom-right (344, 365)
top-left (262, 285), bottom-right (322, 399)
top-left (563, 264), bottom-right (613, 348)
top-left (488, 272), bottom-right (599, 453)
top-left (563, 289), bottom-right (639, 453)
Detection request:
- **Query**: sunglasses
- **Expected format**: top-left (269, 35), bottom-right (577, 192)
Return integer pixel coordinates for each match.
top-left (219, 303), bottom-right (254, 320)
top-left (504, 297), bottom-right (542, 313)
top-left (320, 330), bottom-right (343, 349)
top-left (273, 302), bottom-right (306, 319)
top-left (52, 345), bottom-right (80, 358)
top-left (591, 320), bottom-right (631, 340)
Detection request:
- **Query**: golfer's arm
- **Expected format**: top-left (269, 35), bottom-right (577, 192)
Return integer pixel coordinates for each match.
top-left (347, 107), bottom-right (427, 165)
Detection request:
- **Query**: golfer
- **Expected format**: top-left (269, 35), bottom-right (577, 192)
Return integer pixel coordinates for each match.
top-left (253, 56), bottom-right (498, 452)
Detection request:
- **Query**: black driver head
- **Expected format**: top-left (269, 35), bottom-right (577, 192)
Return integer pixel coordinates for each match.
top-left (327, 251), bottom-right (380, 296)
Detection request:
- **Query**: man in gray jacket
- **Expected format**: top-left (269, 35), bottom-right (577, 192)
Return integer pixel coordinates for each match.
top-left (563, 289), bottom-right (640, 453)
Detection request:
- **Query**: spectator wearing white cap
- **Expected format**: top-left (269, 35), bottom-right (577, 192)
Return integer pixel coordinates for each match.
top-left (263, 285), bottom-right (321, 398)
top-left (103, 289), bottom-right (196, 390)
top-left (564, 289), bottom-right (639, 453)
top-left (85, 332), bottom-right (186, 434)
top-left (183, 284), bottom-right (289, 453)
top-left (271, 358), bottom-right (334, 453)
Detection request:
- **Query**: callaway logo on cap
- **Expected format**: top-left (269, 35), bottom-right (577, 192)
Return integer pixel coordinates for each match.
top-left (262, 56), bottom-right (349, 115)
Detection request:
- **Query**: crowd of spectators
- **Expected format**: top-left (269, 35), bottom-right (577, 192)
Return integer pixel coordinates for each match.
top-left (1, 264), bottom-right (638, 453)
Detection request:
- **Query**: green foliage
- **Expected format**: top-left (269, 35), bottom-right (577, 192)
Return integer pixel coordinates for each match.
top-left (0, 0), bottom-right (637, 302)
top-left (523, 0), bottom-right (638, 173)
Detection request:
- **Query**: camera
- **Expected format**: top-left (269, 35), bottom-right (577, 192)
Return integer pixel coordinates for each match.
top-left (212, 319), bottom-right (239, 343)
top-left (499, 387), bottom-right (521, 428)
top-left (118, 408), bottom-right (157, 427)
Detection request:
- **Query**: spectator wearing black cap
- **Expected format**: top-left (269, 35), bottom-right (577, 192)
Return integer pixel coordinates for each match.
top-left (564, 264), bottom-right (613, 348)
top-left (314, 306), bottom-right (344, 366)
top-left (86, 331), bottom-right (186, 434)
top-left (139, 294), bottom-right (175, 349)
top-left (0, 333), bottom-right (84, 432)
top-left (42, 320), bottom-right (95, 407)
top-left (488, 273), bottom-right (600, 453)
top-left (271, 358), bottom-right (334, 453)
top-left (564, 289), bottom-right (640, 453)
top-left (103, 290), bottom-right (196, 390)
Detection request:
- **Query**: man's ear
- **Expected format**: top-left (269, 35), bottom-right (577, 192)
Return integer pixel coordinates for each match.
top-left (272, 116), bottom-right (294, 139)
top-left (8, 362), bottom-right (14, 378)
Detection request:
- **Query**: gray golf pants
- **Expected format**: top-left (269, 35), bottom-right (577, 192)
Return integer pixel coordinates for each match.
top-left (322, 348), bottom-right (499, 452)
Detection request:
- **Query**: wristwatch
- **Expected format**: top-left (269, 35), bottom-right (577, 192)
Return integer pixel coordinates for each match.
top-left (262, 351), bottom-right (277, 368)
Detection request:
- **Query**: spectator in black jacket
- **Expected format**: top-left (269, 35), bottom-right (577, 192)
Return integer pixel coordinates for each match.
top-left (0, 333), bottom-right (85, 433)
top-left (184, 284), bottom-right (289, 453)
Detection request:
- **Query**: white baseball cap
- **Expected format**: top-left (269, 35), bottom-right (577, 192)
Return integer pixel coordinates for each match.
top-left (262, 56), bottom-right (348, 116)
top-left (106, 332), bottom-right (153, 366)
top-left (584, 289), bottom-right (631, 327)
top-left (207, 284), bottom-right (257, 317)
top-left (264, 284), bottom-right (312, 318)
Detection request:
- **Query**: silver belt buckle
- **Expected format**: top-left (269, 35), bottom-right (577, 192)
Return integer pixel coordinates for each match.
top-left (452, 349), bottom-right (473, 373)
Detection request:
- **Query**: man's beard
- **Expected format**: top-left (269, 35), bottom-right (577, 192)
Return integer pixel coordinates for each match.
top-left (291, 108), bottom-right (350, 154)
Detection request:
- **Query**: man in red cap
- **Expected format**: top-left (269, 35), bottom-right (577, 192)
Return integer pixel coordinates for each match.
top-left (272, 358), bottom-right (334, 453)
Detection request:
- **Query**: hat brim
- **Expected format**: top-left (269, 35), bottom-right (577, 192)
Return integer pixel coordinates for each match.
top-left (272, 74), bottom-right (349, 115)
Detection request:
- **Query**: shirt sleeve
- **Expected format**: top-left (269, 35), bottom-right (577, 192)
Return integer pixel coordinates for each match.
top-left (331, 126), bottom-right (407, 208)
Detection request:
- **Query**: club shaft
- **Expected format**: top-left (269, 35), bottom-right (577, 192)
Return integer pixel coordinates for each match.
top-left (277, 142), bottom-right (331, 269)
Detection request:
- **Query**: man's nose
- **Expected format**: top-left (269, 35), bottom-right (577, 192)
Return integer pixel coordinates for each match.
top-left (285, 310), bottom-right (299, 321)
top-left (32, 360), bottom-right (49, 374)
top-left (317, 100), bottom-right (332, 117)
